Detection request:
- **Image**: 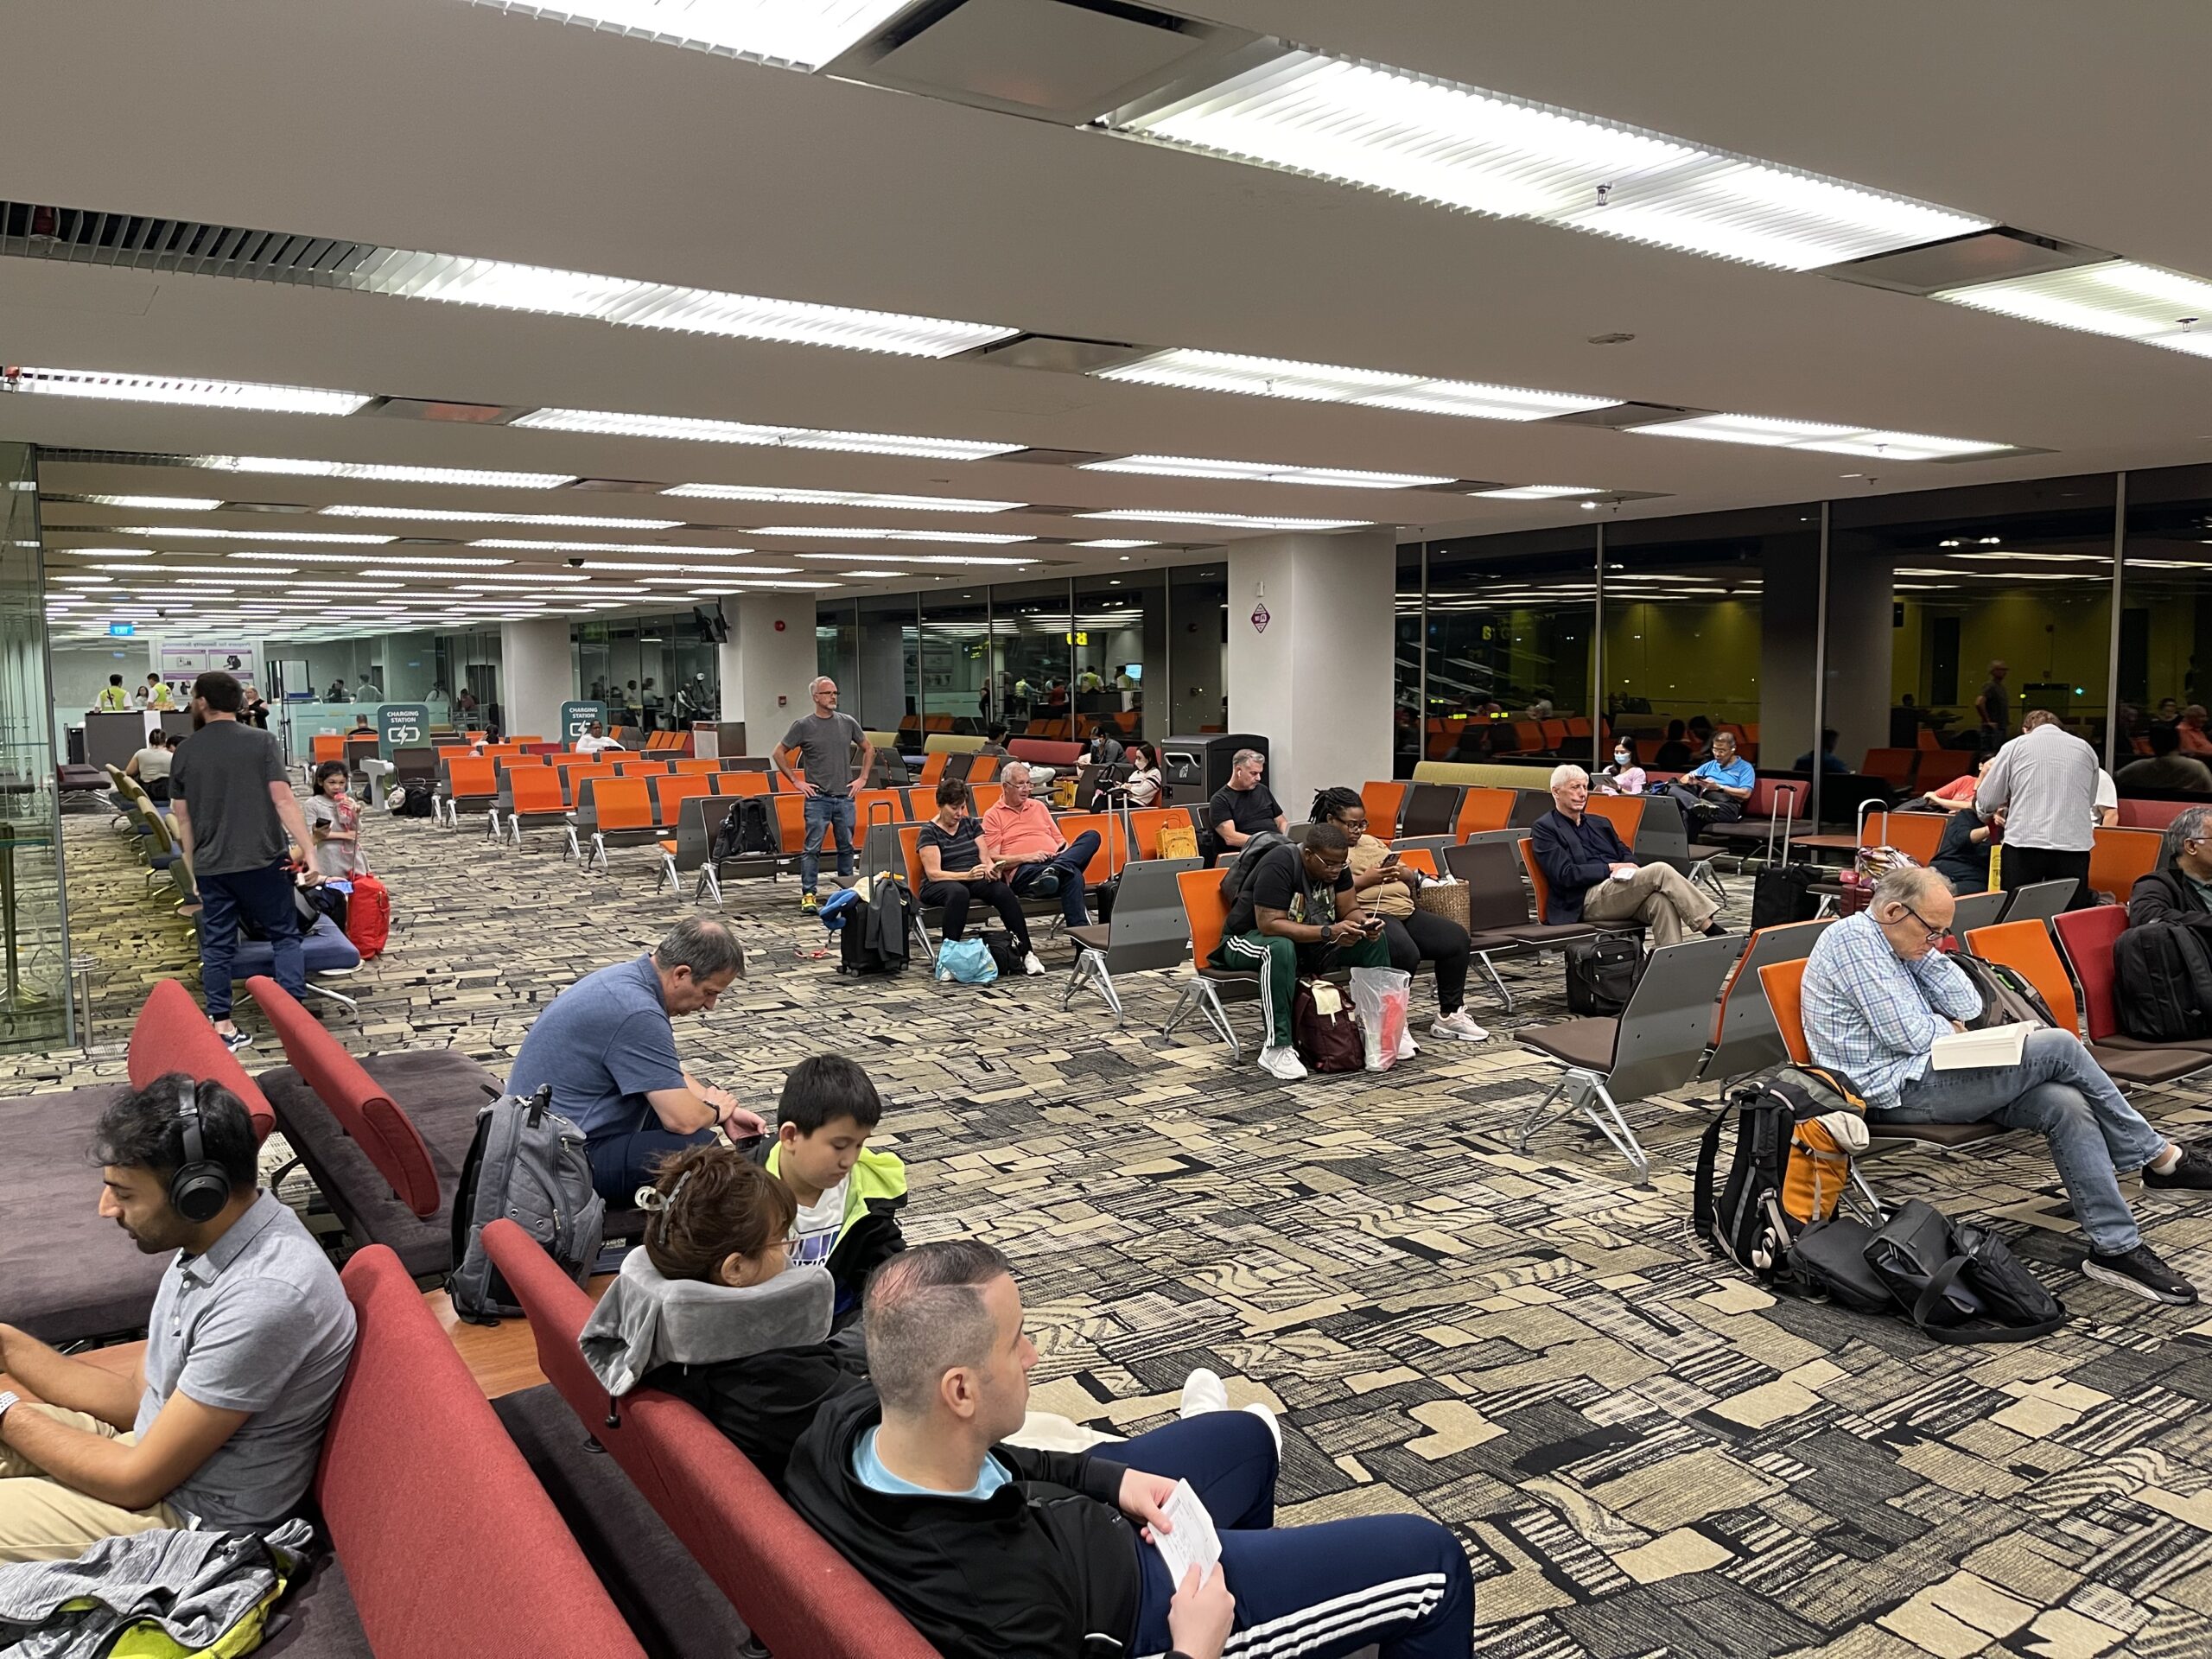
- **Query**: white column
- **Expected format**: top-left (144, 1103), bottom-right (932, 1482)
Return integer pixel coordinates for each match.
top-left (715, 596), bottom-right (820, 750)
top-left (1225, 530), bottom-right (1395, 816)
top-left (499, 618), bottom-right (571, 740)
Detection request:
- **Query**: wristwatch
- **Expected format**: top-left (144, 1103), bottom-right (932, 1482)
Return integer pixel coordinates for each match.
top-left (0, 1390), bottom-right (20, 1433)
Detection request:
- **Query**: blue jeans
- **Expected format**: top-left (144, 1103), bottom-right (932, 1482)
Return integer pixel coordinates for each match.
top-left (1881, 1027), bottom-right (2168, 1253)
top-left (197, 862), bottom-right (305, 1020)
top-left (1123, 1414), bottom-right (1472, 1659)
top-left (585, 1122), bottom-right (717, 1207)
top-left (1007, 830), bottom-right (1102, 926)
top-left (801, 791), bottom-right (856, 893)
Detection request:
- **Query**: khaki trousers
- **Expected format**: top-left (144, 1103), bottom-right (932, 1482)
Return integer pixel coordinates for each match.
top-left (1579, 862), bottom-right (1717, 948)
top-left (0, 1404), bottom-right (184, 1562)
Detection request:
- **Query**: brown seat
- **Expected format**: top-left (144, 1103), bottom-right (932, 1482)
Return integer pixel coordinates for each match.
top-left (1518, 1019), bottom-right (1617, 1071)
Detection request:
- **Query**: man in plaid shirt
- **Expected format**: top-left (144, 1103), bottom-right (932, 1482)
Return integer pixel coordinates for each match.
top-left (1803, 866), bottom-right (2211, 1306)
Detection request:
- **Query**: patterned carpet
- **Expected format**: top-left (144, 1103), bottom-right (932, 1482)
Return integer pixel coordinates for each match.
top-left (24, 802), bottom-right (2212, 1659)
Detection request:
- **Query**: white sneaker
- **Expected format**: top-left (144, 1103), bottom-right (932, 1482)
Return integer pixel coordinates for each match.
top-left (1258, 1045), bottom-right (1307, 1082)
top-left (1179, 1368), bottom-right (1229, 1419)
top-left (1021, 950), bottom-right (1046, 977)
top-left (1395, 1029), bottom-right (1419, 1062)
top-left (1431, 1009), bottom-right (1491, 1043)
top-left (1243, 1402), bottom-right (1285, 1455)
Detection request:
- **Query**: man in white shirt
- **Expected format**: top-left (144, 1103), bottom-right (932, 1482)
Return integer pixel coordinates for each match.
top-left (575, 721), bottom-right (624, 757)
top-left (1977, 710), bottom-right (2099, 911)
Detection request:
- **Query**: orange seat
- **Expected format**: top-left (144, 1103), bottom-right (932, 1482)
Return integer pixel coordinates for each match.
top-left (1395, 848), bottom-right (1440, 879)
top-left (496, 753), bottom-right (549, 776)
top-left (435, 744), bottom-right (475, 763)
top-left (1452, 787), bottom-right (1515, 841)
top-left (1964, 920), bottom-right (2080, 1033)
top-left (2088, 828), bottom-right (2161, 904)
top-left (503, 766), bottom-right (567, 816)
top-left (715, 771), bottom-right (772, 797)
top-left (505, 735), bottom-right (543, 747)
top-left (1113, 807), bottom-right (1191, 863)
top-left (1584, 794), bottom-right (1644, 848)
top-left (442, 756), bottom-right (499, 800)
top-left (1177, 867), bottom-right (1233, 970)
top-left (651, 773), bottom-right (715, 827)
top-left (1510, 721), bottom-right (1544, 753)
top-left (1863, 748), bottom-right (1921, 789)
top-left (771, 792), bottom-right (808, 855)
top-left (616, 758), bottom-right (674, 776)
top-left (969, 784), bottom-right (1002, 816)
top-left (915, 753), bottom-right (949, 789)
top-left (1540, 719), bottom-right (1568, 752)
top-left (671, 757), bottom-right (721, 776)
top-left (1858, 810), bottom-right (1949, 868)
top-left (893, 823), bottom-right (931, 893)
top-left (1518, 838), bottom-right (1561, 926)
top-left (1053, 811), bottom-right (1112, 884)
top-left (1759, 958), bottom-right (1813, 1065)
top-left (587, 777), bottom-right (656, 833)
top-left (1361, 781), bottom-right (1408, 841)
top-left (967, 755), bottom-right (1000, 786)
top-left (560, 764), bottom-right (619, 805)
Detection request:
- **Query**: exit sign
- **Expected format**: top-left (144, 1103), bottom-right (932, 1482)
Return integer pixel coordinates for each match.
top-left (107, 623), bottom-right (136, 637)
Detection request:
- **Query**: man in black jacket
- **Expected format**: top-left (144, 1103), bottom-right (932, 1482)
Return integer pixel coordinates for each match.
top-left (1531, 764), bottom-right (1722, 946)
top-left (786, 1241), bottom-right (1473, 1659)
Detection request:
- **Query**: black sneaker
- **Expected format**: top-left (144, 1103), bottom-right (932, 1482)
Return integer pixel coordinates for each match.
top-left (220, 1028), bottom-right (255, 1055)
top-left (2143, 1144), bottom-right (2212, 1190)
top-left (2083, 1243), bottom-right (2200, 1306)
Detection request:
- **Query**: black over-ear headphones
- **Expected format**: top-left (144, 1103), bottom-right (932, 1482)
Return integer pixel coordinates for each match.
top-left (169, 1080), bottom-right (232, 1225)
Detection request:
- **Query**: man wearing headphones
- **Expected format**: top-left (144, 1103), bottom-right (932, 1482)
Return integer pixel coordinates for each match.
top-left (0, 1076), bottom-right (355, 1561)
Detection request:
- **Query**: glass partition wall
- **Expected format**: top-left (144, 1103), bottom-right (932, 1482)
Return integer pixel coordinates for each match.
top-left (3, 445), bottom-right (73, 1052)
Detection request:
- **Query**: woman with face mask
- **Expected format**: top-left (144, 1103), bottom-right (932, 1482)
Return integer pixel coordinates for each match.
top-left (1599, 735), bottom-right (1647, 796)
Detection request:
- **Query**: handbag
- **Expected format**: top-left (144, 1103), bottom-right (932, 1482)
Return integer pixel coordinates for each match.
top-left (1414, 875), bottom-right (1471, 931)
top-left (1292, 978), bottom-right (1363, 1074)
top-left (1565, 932), bottom-right (1644, 1016)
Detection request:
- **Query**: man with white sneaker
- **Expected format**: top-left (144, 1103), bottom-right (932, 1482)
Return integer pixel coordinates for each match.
top-left (917, 777), bottom-right (1046, 978)
top-left (1211, 823), bottom-right (1392, 1081)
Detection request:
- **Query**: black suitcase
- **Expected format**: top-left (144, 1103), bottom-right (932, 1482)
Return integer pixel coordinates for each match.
top-left (1748, 788), bottom-right (1821, 929)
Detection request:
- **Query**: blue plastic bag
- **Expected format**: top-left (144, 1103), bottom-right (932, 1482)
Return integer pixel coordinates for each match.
top-left (935, 938), bottom-right (998, 984)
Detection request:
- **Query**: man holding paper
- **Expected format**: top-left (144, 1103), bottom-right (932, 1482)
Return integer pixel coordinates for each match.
top-left (1802, 866), bottom-right (2212, 1306)
top-left (787, 1240), bottom-right (1474, 1659)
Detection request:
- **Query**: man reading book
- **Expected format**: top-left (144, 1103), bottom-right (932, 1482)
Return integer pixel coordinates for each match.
top-left (1802, 865), bottom-right (2212, 1306)
top-left (785, 1240), bottom-right (1473, 1659)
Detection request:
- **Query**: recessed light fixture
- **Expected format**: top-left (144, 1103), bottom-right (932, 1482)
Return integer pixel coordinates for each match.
top-left (1079, 454), bottom-right (1453, 489)
top-left (318, 505), bottom-right (687, 529)
top-left (1095, 347), bottom-right (1611, 422)
top-left (192, 455), bottom-right (579, 487)
top-left (360, 567), bottom-right (588, 582)
top-left (1072, 539), bottom-right (1158, 550)
top-left (791, 553), bottom-right (1036, 567)
top-left (469, 538), bottom-right (753, 556)
top-left (1935, 261), bottom-right (2212, 357)
top-left (1077, 509), bottom-right (1369, 531)
top-left (108, 525), bottom-right (398, 544)
top-left (838, 569), bottom-right (909, 578)
top-left (664, 484), bottom-right (1025, 512)
top-left (237, 550), bottom-right (512, 568)
top-left (749, 526), bottom-right (1033, 543)
top-left (74, 494), bottom-right (225, 511)
top-left (1, 366), bottom-right (372, 416)
top-left (461, 0), bottom-right (916, 73)
top-left (575, 559), bottom-right (800, 575)
top-left (1630, 414), bottom-right (2008, 459)
top-left (61, 547), bottom-right (156, 557)
top-left (1471, 485), bottom-right (1604, 499)
top-left (1110, 50), bottom-right (1989, 270)
top-left (511, 408), bottom-right (1020, 461)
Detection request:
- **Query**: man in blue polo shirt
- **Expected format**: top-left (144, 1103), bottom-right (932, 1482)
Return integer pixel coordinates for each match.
top-left (1662, 728), bottom-right (1756, 832)
top-left (507, 917), bottom-right (767, 1204)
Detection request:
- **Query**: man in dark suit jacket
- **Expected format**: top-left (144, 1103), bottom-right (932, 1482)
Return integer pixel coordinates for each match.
top-left (1531, 763), bottom-right (1724, 947)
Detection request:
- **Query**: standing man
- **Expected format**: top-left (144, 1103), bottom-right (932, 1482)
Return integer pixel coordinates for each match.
top-left (507, 917), bottom-right (766, 1205)
top-left (168, 672), bottom-right (313, 1052)
top-left (776, 677), bottom-right (874, 916)
top-left (94, 674), bottom-right (130, 712)
top-left (136, 673), bottom-right (175, 712)
top-left (1975, 659), bottom-right (2011, 745)
top-left (1977, 709), bottom-right (2099, 910)
top-left (1208, 749), bottom-right (1286, 857)
top-left (980, 763), bottom-right (1102, 930)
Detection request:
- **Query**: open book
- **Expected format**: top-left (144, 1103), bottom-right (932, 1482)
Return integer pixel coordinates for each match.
top-left (1930, 1020), bottom-right (2034, 1071)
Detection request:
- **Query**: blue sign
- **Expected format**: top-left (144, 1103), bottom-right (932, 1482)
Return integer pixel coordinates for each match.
top-left (107, 623), bottom-right (136, 637)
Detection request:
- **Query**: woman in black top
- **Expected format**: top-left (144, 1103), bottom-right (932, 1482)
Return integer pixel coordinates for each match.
top-left (916, 777), bottom-right (1042, 972)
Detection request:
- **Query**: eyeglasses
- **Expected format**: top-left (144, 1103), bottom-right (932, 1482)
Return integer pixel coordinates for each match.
top-left (1895, 901), bottom-right (1951, 944)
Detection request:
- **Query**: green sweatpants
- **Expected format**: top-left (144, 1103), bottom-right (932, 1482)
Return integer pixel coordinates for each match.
top-left (1214, 930), bottom-right (1391, 1050)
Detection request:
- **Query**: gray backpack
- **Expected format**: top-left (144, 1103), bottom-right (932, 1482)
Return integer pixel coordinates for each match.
top-left (1217, 830), bottom-right (1290, 903)
top-left (448, 1084), bottom-right (606, 1324)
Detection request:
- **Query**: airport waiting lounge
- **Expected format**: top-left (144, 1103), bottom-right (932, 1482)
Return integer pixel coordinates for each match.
top-left (6, 4), bottom-right (2212, 1656)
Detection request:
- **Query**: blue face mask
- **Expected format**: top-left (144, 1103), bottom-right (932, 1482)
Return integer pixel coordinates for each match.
top-left (1614, 752), bottom-right (1630, 765)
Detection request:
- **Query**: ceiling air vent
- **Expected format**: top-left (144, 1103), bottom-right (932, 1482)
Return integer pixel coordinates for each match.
top-left (1545, 402), bottom-right (1703, 431)
top-left (993, 448), bottom-right (1118, 466)
top-left (823, 0), bottom-right (1259, 125)
top-left (0, 201), bottom-right (374, 281)
top-left (1823, 228), bottom-right (2108, 297)
top-left (965, 333), bottom-right (1153, 373)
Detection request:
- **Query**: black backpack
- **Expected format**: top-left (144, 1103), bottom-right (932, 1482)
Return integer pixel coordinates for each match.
top-left (712, 796), bottom-right (778, 862)
top-left (395, 778), bottom-right (437, 819)
top-left (2113, 923), bottom-right (2212, 1042)
top-left (1694, 1079), bottom-right (1801, 1287)
top-left (1565, 933), bottom-right (1644, 1015)
top-left (1948, 952), bottom-right (2056, 1030)
top-left (1217, 831), bottom-right (1290, 904)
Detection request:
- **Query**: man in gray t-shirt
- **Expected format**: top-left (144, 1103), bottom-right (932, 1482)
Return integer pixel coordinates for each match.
top-left (0, 1078), bottom-right (356, 1560)
top-left (775, 677), bottom-right (876, 912)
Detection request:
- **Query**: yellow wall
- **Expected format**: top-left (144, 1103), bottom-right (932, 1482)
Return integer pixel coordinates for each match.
top-left (1604, 600), bottom-right (1761, 723)
top-left (1892, 590), bottom-right (2113, 720)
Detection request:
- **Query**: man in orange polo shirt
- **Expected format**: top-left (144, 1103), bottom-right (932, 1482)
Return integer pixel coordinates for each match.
top-left (981, 763), bottom-right (1103, 929)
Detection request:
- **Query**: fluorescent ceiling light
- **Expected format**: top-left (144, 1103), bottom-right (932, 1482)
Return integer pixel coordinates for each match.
top-left (1079, 454), bottom-right (1451, 489)
top-left (1077, 509), bottom-right (1368, 531)
top-left (716, 579), bottom-right (839, 589)
top-left (792, 553), bottom-right (1036, 567)
top-left (109, 526), bottom-right (397, 544)
top-left (77, 494), bottom-right (224, 511)
top-left (512, 408), bottom-right (1019, 461)
top-left (319, 505), bottom-right (686, 529)
top-left (750, 526), bottom-right (1033, 543)
top-left (1935, 262), bottom-right (2212, 358)
top-left (1471, 485), bottom-right (1603, 499)
top-left (1951, 550), bottom-right (2104, 563)
top-left (470, 538), bottom-right (751, 555)
top-left (665, 483), bottom-right (1024, 512)
top-left (462, 0), bottom-right (915, 73)
top-left (193, 455), bottom-right (578, 488)
top-left (234, 550), bottom-right (512, 567)
top-left (1096, 347), bottom-right (1610, 423)
top-left (61, 547), bottom-right (156, 557)
top-left (578, 559), bottom-right (800, 574)
top-left (1632, 413), bottom-right (2008, 459)
top-left (362, 569), bottom-right (590, 583)
top-left (2, 366), bottom-right (372, 416)
top-left (1112, 50), bottom-right (1988, 270)
top-left (837, 569), bottom-right (908, 578)
top-left (54, 575), bottom-right (115, 585)
top-left (339, 246), bottom-right (1014, 359)
top-left (1071, 539), bottom-right (1158, 549)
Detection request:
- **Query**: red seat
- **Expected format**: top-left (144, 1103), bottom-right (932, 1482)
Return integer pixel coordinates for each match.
top-left (130, 978), bottom-right (273, 1141)
top-left (480, 1221), bottom-right (941, 1659)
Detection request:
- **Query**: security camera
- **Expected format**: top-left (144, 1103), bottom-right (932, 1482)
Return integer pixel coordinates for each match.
top-left (566, 557), bottom-right (584, 568)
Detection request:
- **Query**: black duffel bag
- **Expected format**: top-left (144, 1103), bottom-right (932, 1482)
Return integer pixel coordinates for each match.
top-left (1565, 931), bottom-right (1645, 1016)
top-left (1862, 1199), bottom-right (2066, 1344)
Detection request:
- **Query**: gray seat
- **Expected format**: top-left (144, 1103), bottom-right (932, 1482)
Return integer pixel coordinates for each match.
top-left (1396, 782), bottom-right (1462, 839)
top-left (2000, 879), bottom-right (2076, 926)
top-left (1441, 836), bottom-right (1598, 1011)
top-left (1065, 855), bottom-right (1201, 1026)
top-left (1516, 934), bottom-right (1747, 1185)
top-left (1698, 918), bottom-right (1835, 1084)
top-left (0, 1082), bottom-right (166, 1343)
top-left (1948, 889), bottom-right (2008, 934)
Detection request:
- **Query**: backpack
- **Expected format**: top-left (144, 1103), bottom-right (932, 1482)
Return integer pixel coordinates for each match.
top-left (344, 871), bottom-right (390, 961)
top-left (1854, 844), bottom-right (1920, 882)
top-left (1694, 1065), bottom-right (1869, 1278)
top-left (985, 937), bottom-right (1027, 977)
top-left (2113, 923), bottom-right (2212, 1042)
top-left (1217, 831), bottom-right (1290, 904)
top-left (1292, 977), bottom-right (1363, 1073)
top-left (448, 1085), bottom-right (606, 1324)
top-left (1948, 952), bottom-right (2056, 1030)
top-left (712, 796), bottom-right (777, 862)
top-left (1751, 863), bottom-right (1821, 930)
top-left (393, 777), bottom-right (436, 818)
top-left (1564, 932), bottom-right (1643, 1016)
top-left (1768, 1065), bottom-right (1871, 1226)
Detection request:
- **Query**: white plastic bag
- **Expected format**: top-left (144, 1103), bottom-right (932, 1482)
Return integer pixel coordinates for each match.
top-left (1350, 967), bottom-right (1412, 1071)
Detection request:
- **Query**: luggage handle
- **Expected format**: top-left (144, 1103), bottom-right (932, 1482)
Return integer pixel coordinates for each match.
top-left (1910, 1253), bottom-right (2067, 1344)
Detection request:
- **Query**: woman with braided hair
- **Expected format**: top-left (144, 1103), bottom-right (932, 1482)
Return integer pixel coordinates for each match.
top-left (1310, 787), bottom-right (1488, 1044)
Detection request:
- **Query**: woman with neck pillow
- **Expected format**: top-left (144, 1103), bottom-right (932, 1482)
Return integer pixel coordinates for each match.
top-left (581, 1147), bottom-right (1279, 1489)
